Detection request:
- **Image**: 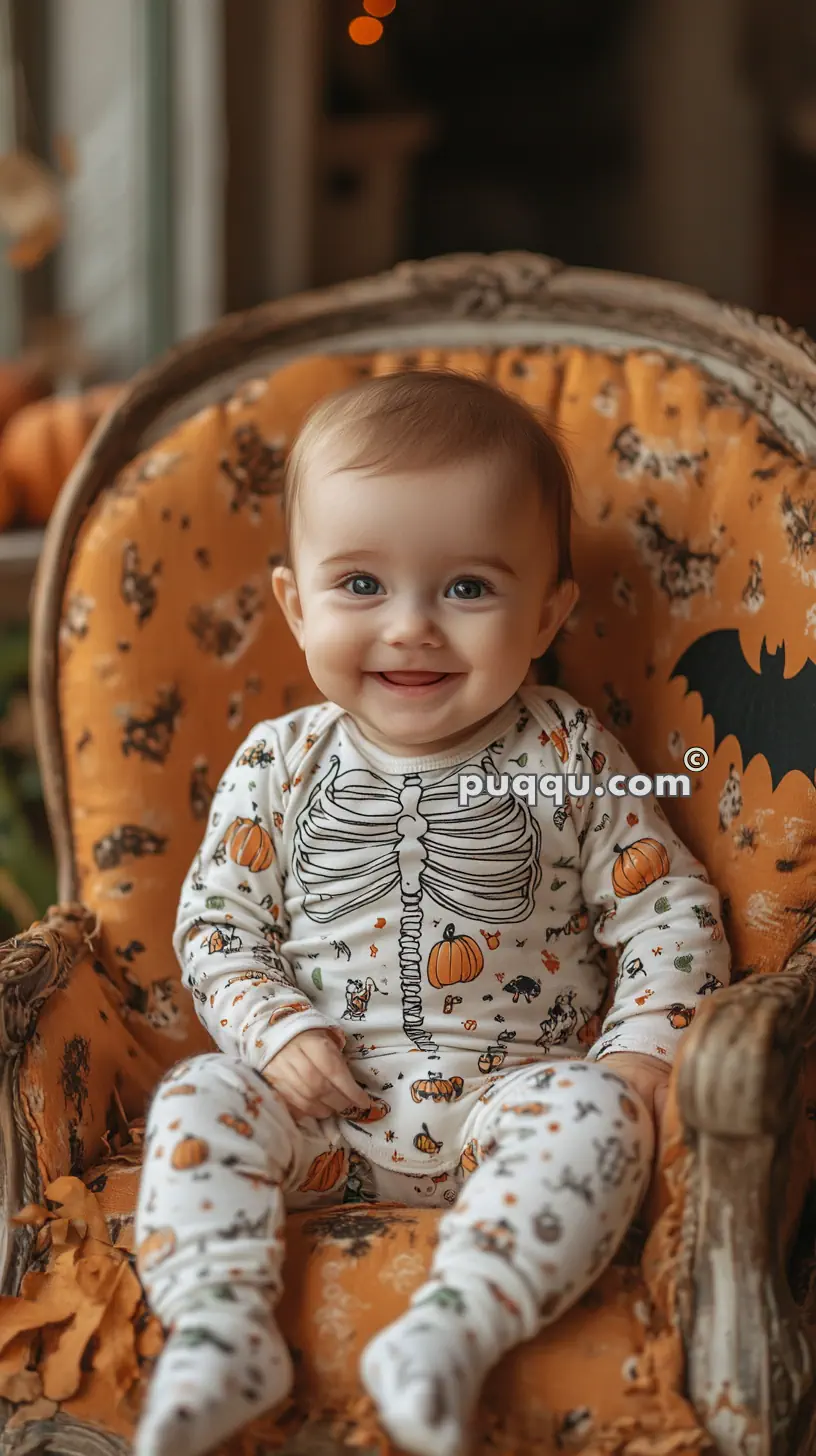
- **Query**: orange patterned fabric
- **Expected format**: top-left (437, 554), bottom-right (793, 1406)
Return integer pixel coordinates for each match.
top-left (0, 1144), bottom-right (710, 1455)
top-left (58, 345), bottom-right (816, 1094)
top-left (4, 342), bottom-right (815, 1450)
top-left (14, 934), bottom-right (162, 1185)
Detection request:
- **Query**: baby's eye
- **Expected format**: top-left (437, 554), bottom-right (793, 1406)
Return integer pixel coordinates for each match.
top-left (342, 574), bottom-right (382, 597)
top-left (447, 578), bottom-right (490, 601)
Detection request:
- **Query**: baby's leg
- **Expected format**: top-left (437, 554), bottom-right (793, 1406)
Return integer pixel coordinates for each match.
top-left (361, 1060), bottom-right (653, 1456)
top-left (134, 1052), bottom-right (344, 1456)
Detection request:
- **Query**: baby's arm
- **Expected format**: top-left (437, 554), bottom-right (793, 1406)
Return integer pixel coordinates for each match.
top-left (173, 725), bottom-right (365, 1116)
top-left (571, 720), bottom-right (731, 1066)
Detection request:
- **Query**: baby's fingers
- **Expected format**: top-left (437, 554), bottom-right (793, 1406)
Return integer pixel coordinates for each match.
top-left (307, 1080), bottom-right (363, 1116)
top-left (263, 1074), bottom-right (336, 1123)
top-left (267, 1061), bottom-right (350, 1119)
top-left (302, 1039), bottom-right (368, 1105)
top-left (290, 1097), bottom-right (338, 1123)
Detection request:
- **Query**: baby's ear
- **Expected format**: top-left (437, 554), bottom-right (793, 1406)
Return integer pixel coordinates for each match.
top-left (534, 578), bottom-right (580, 657)
top-left (271, 566), bottom-right (305, 647)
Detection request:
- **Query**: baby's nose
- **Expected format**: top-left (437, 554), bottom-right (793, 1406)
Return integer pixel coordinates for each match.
top-left (383, 600), bottom-right (442, 648)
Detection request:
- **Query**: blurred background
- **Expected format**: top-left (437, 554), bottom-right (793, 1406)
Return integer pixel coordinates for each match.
top-left (0, 0), bottom-right (815, 933)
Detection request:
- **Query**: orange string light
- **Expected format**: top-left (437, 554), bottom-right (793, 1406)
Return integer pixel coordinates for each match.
top-left (349, 15), bottom-right (384, 45)
top-left (363, 0), bottom-right (396, 16)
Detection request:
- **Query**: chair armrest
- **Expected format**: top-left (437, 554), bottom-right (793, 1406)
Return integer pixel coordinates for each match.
top-left (0, 905), bottom-right (159, 1295)
top-left (0, 904), bottom-right (95, 1048)
top-left (676, 948), bottom-right (816, 1455)
top-left (677, 947), bottom-right (816, 1140)
top-left (0, 904), bottom-right (94, 1294)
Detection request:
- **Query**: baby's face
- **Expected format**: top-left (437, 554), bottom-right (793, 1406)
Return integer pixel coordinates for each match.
top-left (273, 456), bottom-right (578, 756)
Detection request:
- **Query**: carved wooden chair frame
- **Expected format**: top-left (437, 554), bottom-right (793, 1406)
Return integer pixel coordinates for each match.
top-left (3, 252), bottom-right (816, 1456)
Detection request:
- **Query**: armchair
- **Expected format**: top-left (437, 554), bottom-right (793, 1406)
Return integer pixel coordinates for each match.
top-left (1, 252), bottom-right (816, 1456)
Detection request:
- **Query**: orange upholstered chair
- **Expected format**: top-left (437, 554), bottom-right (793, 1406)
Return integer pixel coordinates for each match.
top-left (1, 253), bottom-right (815, 1456)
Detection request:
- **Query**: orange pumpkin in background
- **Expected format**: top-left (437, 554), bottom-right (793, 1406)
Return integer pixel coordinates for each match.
top-left (611, 838), bottom-right (670, 898)
top-left (0, 383), bottom-right (123, 526)
top-left (0, 359), bottom-right (49, 436)
top-left (0, 465), bottom-right (15, 532)
top-left (0, 360), bottom-right (51, 529)
top-left (427, 923), bottom-right (484, 988)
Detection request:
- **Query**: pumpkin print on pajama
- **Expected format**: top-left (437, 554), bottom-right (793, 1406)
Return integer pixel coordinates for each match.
top-left (134, 684), bottom-right (730, 1456)
top-left (168, 685), bottom-right (728, 1171)
top-left (136, 1051), bottom-right (657, 1456)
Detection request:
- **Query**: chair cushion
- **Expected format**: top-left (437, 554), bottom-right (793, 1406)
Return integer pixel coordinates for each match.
top-left (0, 1148), bottom-right (710, 1456)
top-left (57, 344), bottom-right (816, 1083)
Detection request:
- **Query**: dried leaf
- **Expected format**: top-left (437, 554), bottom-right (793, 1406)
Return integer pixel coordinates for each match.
top-left (63, 1366), bottom-right (141, 1438)
top-left (0, 1284), bottom-right (75, 1355)
top-left (48, 1221), bottom-right (78, 1251)
top-left (41, 1272), bottom-right (111, 1403)
top-left (92, 1261), bottom-right (142, 1393)
top-left (135, 1313), bottom-right (164, 1360)
top-left (11, 1202), bottom-right (50, 1229)
top-left (0, 1330), bottom-right (41, 1403)
top-left (45, 1176), bottom-right (113, 1244)
top-left (342, 1396), bottom-right (391, 1452)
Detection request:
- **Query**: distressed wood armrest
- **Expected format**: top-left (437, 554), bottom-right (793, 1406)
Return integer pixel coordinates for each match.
top-left (0, 906), bottom-right (104, 1290)
top-left (0, 905), bottom-right (97, 1051)
top-left (676, 948), bottom-right (816, 1456)
top-left (677, 947), bottom-right (816, 1141)
top-left (0, 905), bottom-right (161, 1299)
top-left (0, 905), bottom-right (163, 1296)
top-left (0, 905), bottom-right (100, 1292)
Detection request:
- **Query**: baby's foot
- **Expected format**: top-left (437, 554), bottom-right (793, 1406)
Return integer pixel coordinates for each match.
top-left (360, 1300), bottom-right (484, 1456)
top-left (135, 1288), bottom-right (293, 1456)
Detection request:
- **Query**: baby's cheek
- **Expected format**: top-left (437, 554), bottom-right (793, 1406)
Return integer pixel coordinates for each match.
top-left (464, 612), bottom-right (531, 670)
top-left (306, 612), bottom-right (364, 670)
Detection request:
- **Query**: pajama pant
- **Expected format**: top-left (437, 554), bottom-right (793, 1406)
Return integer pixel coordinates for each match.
top-left (135, 1052), bottom-right (654, 1361)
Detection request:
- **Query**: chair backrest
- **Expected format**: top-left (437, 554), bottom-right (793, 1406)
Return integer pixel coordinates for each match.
top-left (32, 253), bottom-right (816, 1072)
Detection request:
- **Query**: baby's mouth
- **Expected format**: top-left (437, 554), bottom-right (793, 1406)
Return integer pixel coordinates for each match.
top-left (377, 671), bottom-right (449, 686)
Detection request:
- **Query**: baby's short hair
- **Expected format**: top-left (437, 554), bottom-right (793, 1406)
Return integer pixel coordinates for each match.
top-left (282, 368), bottom-right (574, 579)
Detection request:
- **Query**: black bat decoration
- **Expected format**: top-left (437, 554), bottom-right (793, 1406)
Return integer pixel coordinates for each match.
top-left (670, 629), bottom-right (816, 790)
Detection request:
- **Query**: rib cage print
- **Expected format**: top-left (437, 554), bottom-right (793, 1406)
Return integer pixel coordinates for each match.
top-left (291, 753), bottom-right (542, 1055)
top-left (175, 685), bottom-right (730, 1173)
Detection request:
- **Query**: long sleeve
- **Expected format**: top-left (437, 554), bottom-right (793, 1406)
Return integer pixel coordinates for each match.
top-left (173, 724), bottom-right (344, 1073)
top-left (568, 717), bottom-right (731, 1065)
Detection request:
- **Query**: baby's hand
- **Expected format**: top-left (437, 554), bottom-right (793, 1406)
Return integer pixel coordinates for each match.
top-left (261, 1029), bottom-right (370, 1124)
top-left (600, 1051), bottom-right (671, 1137)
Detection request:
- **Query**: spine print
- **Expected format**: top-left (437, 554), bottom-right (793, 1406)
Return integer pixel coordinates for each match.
top-left (397, 775), bottom-right (438, 1057)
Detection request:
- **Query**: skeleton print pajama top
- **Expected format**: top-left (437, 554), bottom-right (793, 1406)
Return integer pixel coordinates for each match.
top-left (174, 686), bottom-right (731, 1175)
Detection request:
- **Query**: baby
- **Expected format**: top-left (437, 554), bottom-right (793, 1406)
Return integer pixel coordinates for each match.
top-left (134, 370), bottom-right (730, 1456)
